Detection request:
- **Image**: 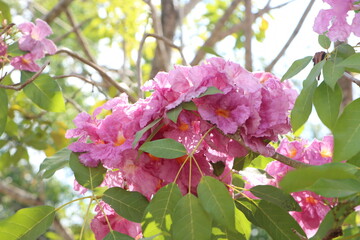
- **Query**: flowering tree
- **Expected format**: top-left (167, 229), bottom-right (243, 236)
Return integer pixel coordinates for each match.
top-left (1, 0), bottom-right (360, 240)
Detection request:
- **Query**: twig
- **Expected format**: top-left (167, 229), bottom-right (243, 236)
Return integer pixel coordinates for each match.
top-left (56, 49), bottom-right (136, 103)
top-left (344, 72), bottom-right (360, 87)
top-left (190, 0), bottom-right (242, 66)
top-left (0, 181), bottom-right (73, 240)
top-left (42, 0), bottom-right (74, 24)
top-left (0, 23), bottom-right (15, 36)
top-left (53, 74), bottom-right (109, 98)
top-left (136, 33), bottom-right (188, 97)
top-left (53, 18), bottom-right (90, 43)
top-left (0, 61), bottom-right (49, 90)
top-left (225, 130), bottom-right (310, 169)
top-left (64, 8), bottom-right (95, 63)
top-left (183, 0), bottom-right (202, 19)
top-left (244, 0), bottom-right (253, 71)
top-left (265, 0), bottom-right (315, 72)
top-left (64, 96), bottom-right (84, 112)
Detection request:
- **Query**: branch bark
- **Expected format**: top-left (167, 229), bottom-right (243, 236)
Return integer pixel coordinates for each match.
top-left (56, 49), bottom-right (136, 103)
top-left (0, 181), bottom-right (73, 240)
top-left (244, 0), bottom-right (253, 71)
top-left (42, 0), bottom-right (74, 24)
top-left (265, 0), bottom-right (315, 72)
top-left (190, 0), bottom-right (242, 66)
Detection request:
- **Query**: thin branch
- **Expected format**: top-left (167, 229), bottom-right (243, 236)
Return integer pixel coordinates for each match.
top-left (56, 49), bottom-right (136, 103)
top-left (65, 96), bottom-right (84, 112)
top-left (53, 74), bottom-right (109, 98)
top-left (244, 0), bottom-right (253, 71)
top-left (225, 131), bottom-right (310, 169)
top-left (190, 0), bottom-right (242, 66)
top-left (183, 0), bottom-right (202, 18)
top-left (64, 8), bottom-right (96, 62)
top-left (344, 72), bottom-right (360, 87)
top-left (53, 18), bottom-right (90, 43)
top-left (42, 0), bottom-right (74, 24)
top-left (265, 0), bottom-right (315, 72)
top-left (136, 33), bottom-right (188, 97)
top-left (0, 61), bottom-right (49, 90)
top-left (0, 23), bottom-right (15, 36)
top-left (0, 181), bottom-right (73, 240)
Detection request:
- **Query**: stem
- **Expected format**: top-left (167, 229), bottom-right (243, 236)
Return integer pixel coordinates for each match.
top-left (79, 197), bottom-right (94, 240)
top-left (55, 196), bottom-right (94, 211)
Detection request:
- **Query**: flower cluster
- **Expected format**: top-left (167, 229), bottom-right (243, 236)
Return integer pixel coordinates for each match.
top-left (243, 136), bottom-right (335, 237)
top-left (66, 58), bottom-right (296, 239)
top-left (313, 0), bottom-right (360, 41)
top-left (1, 19), bottom-right (56, 72)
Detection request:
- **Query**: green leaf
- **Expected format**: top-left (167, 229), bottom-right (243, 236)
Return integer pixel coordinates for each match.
top-left (347, 151), bottom-right (360, 167)
top-left (249, 185), bottom-right (301, 211)
top-left (104, 231), bottom-right (134, 240)
top-left (210, 161), bottom-right (225, 176)
top-left (39, 148), bottom-right (71, 178)
top-left (198, 87), bottom-right (223, 98)
top-left (303, 60), bottom-right (325, 87)
top-left (0, 88), bottom-right (7, 136)
top-left (233, 152), bottom-right (259, 170)
top-left (21, 72), bottom-right (65, 112)
top-left (172, 194), bottom-right (212, 240)
top-left (211, 222), bottom-right (246, 240)
top-left (306, 178), bottom-right (360, 198)
top-left (139, 139), bottom-right (187, 159)
top-left (281, 56), bottom-right (313, 81)
top-left (0, 0), bottom-right (12, 23)
top-left (310, 197), bottom-right (360, 240)
top-left (234, 207), bottom-right (251, 239)
top-left (338, 53), bottom-right (360, 72)
top-left (7, 42), bottom-right (27, 57)
top-left (142, 183), bottom-right (182, 239)
top-left (132, 118), bottom-right (162, 148)
top-left (0, 206), bottom-right (55, 240)
top-left (181, 101), bottom-right (197, 111)
top-left (280, 163), bottom-right (358, 193)
top-left (318, 35), bottom-right (331, 49)
top-left (200, 46), bottom-right (222, 57)
top-left (291, 80), bottom-right (317, 132)
top-left (166, 105), bottom-right (183, 123)
top-left (313, 82), bottom-right (342, 130)
top-left (197, 176), bottom-right (235, 230)
top-left (69, 152), bottom-right (107, 189)
top-left (235, 199), bottom-right (305, 240)
top-left (333, 98), bottom-right (360, 161)
top-left (334, 43), bottom-right (355, 60)
top-left (103, 187), bottom-right (149, 223)
top-left (323, 60), bottom-right (344, 90)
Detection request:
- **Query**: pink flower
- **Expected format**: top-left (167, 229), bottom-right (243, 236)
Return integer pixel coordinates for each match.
top-left (313, 0), bottom-right (358, 41)
top-left (194, 90), bottom-right (251, 134)
top-left (243, 137), bottom-right (335, 237)
top-left (290, 191), bottom-right (333, 237)
top-left (91, 201), bottom-right (142, 240)
top-left (10, 53), bottom-right (40, 72)
top-left (0, 39), bottom-right (7, 62)
top-left (18, 19), bottom-right (57, 59)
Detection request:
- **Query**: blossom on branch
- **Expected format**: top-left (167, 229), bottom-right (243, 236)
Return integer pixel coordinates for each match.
top-left (313, 0), bottom-right (360, 41)
top-left (18, 19), bottom-right (57, 59)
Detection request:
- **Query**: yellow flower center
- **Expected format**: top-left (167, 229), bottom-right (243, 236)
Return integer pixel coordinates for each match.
top-left (305, 196), bottom-right (318, 205)
top-left (216, 108), bottom-right (230, 118)
top-left (178, 122), bottom-right (189, 131)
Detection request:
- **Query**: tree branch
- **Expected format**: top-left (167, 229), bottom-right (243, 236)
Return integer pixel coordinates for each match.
top-left (0, 23), bottom-right (15, 37)
top-left (0, 181), bottom-right (73, 240)
top-left (0, 61), bottom-right (50, 90)
top-left (42, 0), bottom-right (74, 24)
top-left (64, 8), bottom-right (95, 63)
top-left (344, 72), bottom-right (360, 88)
top-left (137, 33), bottom-right (188, 97)
top-left (225, 131), bottom-right (310, 169)
top-left (190, 0), bottom-right (242, 66)
top-left (265, 0), bottom-right (315, 72)
top-left (244, 0), bottom-right (253, 71)
top-left (183, 0), bottom-right (202, 19)
top-left (53, 74), bottom-right (109, 98)
top-left (56, 49), bottom-right (136, 103)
